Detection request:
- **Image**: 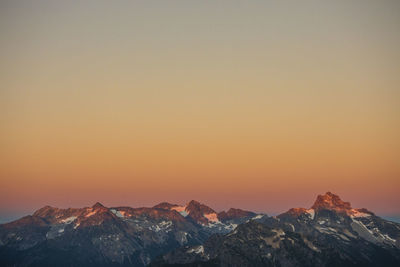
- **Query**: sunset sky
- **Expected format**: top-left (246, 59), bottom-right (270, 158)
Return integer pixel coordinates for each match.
top-left (1, 1), bottom-right (399, 221)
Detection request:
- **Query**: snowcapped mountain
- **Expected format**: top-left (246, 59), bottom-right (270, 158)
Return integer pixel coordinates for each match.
top-left (153, 200), bottom-right (256, 234)
top-left (0, 200), bottom-right (257, 266)
top-left (276, 192), bottom-right (400, 249)
top-left (151, 192), bottom-right (400, 267)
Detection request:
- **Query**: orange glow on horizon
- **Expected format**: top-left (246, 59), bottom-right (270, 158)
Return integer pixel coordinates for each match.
top-left (0, 1), bottom-right (399, 216)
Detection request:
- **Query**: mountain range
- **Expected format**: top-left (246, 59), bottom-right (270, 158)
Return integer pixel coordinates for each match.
top-left (1, 192), bottom-right (399, 266)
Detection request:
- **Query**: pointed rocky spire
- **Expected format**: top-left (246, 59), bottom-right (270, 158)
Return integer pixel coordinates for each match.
top-left (311, 192), bottom-right (352, 211)
top-left (186, 200), bottom-right (215, 214)
top-left (92, 202), bottom-right (106, 209)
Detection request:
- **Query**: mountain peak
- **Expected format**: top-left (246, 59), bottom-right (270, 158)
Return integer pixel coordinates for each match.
top-left (92, 202), bottom-right (106, 209)
top-left (185, 200), bottom-right (216, 224)
top-left (186, 200), bottom-right (215, 213)
top-left (311, 192), bottom-right (352, 211)
top-left (33, 205), bottom-right (59, 217)
top-left (187, 200), bottom-right (201, 206)
top-left (218, 208), bottom-right (256, 222)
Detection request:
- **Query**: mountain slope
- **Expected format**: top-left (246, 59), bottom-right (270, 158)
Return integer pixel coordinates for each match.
top-left (0, 201), bottom-right (258, 267)
top-left (2, 193), bottom-right (399, 267)
top-left (277, 192), bottom-right (400, 249)
top-left (151, 192), bottom-right (400, 267)
top-left (154, 200), bottom-right (257, 234)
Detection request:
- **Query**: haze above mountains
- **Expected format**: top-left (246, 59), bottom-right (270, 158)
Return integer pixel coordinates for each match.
top-left (2, 1), bottom-right (400, 220)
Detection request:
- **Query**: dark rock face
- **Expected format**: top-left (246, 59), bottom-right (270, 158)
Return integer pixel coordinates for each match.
top-left (151, 193), bottom-right (400, 267)
top-left (217, 208), bottom-right (256, 222)
top-left (151, 220), bottom-right (400, 267)
top-left (185, 201), bottom-right (217, 225)
top-left (0, 201), bottom-right (259, 266)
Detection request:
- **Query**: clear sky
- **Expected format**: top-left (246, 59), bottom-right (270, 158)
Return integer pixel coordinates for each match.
top-left (1, 1), bottom-right (399, 218)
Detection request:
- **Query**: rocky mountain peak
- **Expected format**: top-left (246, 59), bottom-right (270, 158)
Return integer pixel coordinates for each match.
top-left (32, 205), bottom-right (59, 217)
top-left (218, 208), bottom-right (256, 221)
top-left (186, 200), bottom-right (215, 214)
top-left (184, 200), bottom-right (217, 225)
top-left (92, 202), bottom-right (106, 210)
top-left (311, 192), bottom-right (352, 211)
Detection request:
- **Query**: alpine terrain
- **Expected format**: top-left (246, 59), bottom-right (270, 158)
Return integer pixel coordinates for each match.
top-left (0, 200), bottom-right (255, 266)
top-left (1, 193), bottom-right (399, 266)
top-left (151, 192), bottom-right (400, 267)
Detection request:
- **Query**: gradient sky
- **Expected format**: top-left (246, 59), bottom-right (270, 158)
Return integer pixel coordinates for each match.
top-left (1, 1), bottom-right (399, 220)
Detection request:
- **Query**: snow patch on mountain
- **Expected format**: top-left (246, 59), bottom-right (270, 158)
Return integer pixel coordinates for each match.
top-left (171, 206), bottom-right (188, 217)
top-left (110, 209), bottom-right (125, 218)
top-left (350, 218), bottom-right (395, 245)
top-left (306, 209), bottom-right (315, 219)
top-left (252, 214), bottom-right (265, 220)
top-left (60, 216), bottom-right (77, 224)
top-left (149, 220), bottom-right (173, 232)
top-left (204, 220), bottom-right (238, 233)
top-left (187, 245), bottom-right (204, 254)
